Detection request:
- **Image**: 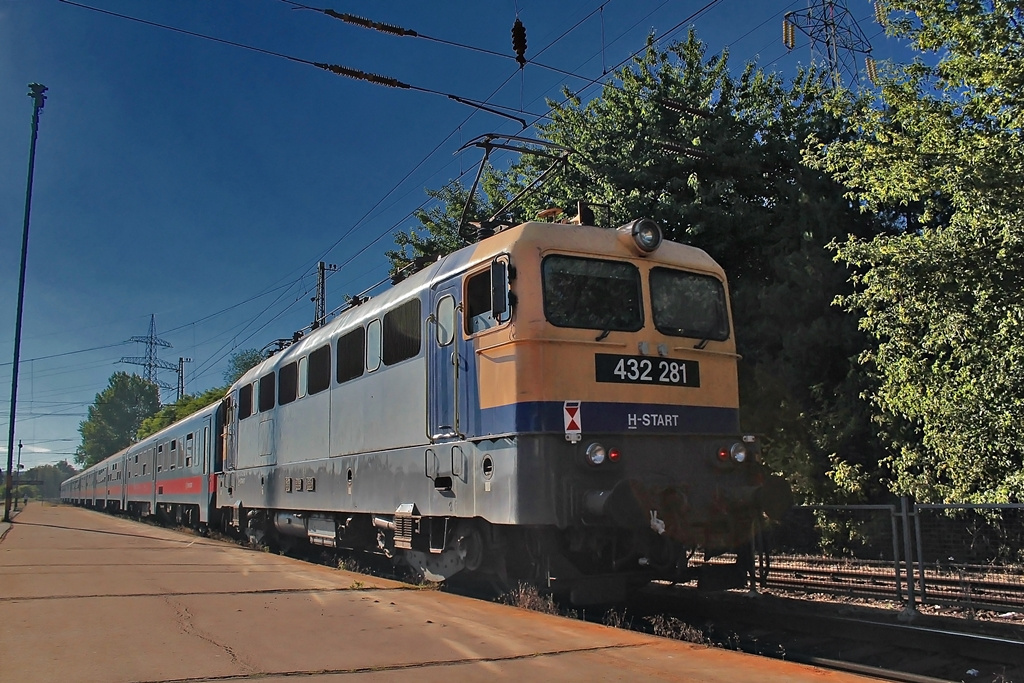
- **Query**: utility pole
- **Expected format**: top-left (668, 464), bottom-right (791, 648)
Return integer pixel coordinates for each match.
top-left (176, 357), bottom-right (192, 402)
top-left (311, 261), bottom-right (338, 329)
top-left (5, 83), bottom-right (47, 523)
top-left (14, 441), bottom-right (22, 511)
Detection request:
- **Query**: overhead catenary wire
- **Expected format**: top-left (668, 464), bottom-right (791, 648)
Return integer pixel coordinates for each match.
top-left (58, 0), bottom-right (542, 127)
top-left (0, 342), bottom-right (130, 368)
top-left (279, 0), bottom-right (609, 89)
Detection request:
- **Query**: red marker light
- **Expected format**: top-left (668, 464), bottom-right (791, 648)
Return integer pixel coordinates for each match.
top-left (717, 447), bottom-right (730, 461)
top-left (608, 448), bottom-right (621, 462)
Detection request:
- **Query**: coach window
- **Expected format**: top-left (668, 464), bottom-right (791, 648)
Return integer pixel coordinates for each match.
top-left (170, 440), bottom-right (178, 470)
top-left (157, 444), bottom-right (164, 472)
top-left (259, 372), bottom-right (276, 412)
top-left (308, 344), bottom-right (331, 395)
top-left (383, 299), bottom-right (421, 366)
top-left (279, 362), bottom-right (298, 405)
top-left (542, 255), bottom-right (642, 332)
top-left (297, 356), bottom-right (308, 398)
top-left (238, 383), bottom-right (253, 420)
top-left (366, 319), bottom-right (382, 372)
top-left (185, 433), bottom-right (194, 468)
top-left (436, 295), bottom-right (456, 346)
top-left (336, 327), bottom-right (365, 384)
top-left (465, 270), bottom-right (497, 334)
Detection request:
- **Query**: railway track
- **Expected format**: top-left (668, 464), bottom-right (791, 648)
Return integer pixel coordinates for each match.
top-left (631, 585), bottom-right (1024, 683)
top-left (763, 555), bottom-right (1024, 611)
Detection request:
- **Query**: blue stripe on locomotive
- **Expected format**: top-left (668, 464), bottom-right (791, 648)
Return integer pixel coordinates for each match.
top-left (463, 401), bottom-right (740, 437)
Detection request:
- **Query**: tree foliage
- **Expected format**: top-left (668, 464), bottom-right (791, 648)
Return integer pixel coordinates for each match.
top-left (392, 33), bottom-right (887, 502)
top-left (76, 372), bottom-right (160, 467)
top-left (223, 348), bottom-right (266, 385)
top-left (3, 461), bottom-right (77, 501)
top-left (386, 177), bottom-right (502, 275)
top-left (813, 0), bottom-right (1024, 502)
top-left (137, 385), bottom-right (227, 440)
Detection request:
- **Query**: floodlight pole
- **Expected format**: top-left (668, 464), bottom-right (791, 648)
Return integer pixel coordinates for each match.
top-left (5, 84), bottom-right (47, 523)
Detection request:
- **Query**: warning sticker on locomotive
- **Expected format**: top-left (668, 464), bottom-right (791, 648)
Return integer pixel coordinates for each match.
top-left (563, 400), bottom-right (582, 443)
top-left (595, 353), bottom-right (700, 387)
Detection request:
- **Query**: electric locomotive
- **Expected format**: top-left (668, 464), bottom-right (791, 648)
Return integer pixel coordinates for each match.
top-left (63, 212), bottom-right (789, 601)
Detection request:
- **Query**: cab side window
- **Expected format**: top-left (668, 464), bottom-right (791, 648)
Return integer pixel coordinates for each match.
top-left (465, 270), bottom-right (496, 334)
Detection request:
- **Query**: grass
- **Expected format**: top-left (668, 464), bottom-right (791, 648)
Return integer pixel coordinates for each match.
top-left (643, 614), bottom-right (711, 645)
top-left (502, 582), bottom-right (561, 615)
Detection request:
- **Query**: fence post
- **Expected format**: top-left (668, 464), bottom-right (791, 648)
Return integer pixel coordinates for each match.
top-left (914, 501), bottom-right (927, 604)
top-left (889, 505), bottom-right (903, 601)
top-left (899, 495), bottom-right (919, 621)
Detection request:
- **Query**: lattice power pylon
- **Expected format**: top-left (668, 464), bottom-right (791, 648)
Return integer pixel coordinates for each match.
top-left (783, 0), bottom-right (876, 88)
top-left (120, 314), bottom-right (176, 398)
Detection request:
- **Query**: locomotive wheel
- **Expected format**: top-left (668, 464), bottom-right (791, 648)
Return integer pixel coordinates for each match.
top-left (454, 521), bottom-right (484, 572)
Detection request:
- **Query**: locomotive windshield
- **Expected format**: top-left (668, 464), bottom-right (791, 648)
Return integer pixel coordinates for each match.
top-left (650, 267), bottom-right (729, 341)
top-left (542, 255), bottom-right (643, 331)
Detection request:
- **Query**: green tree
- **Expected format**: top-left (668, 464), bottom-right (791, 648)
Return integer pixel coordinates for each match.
top-left (386, 178), bottom-right (501, 275)
top-left (76, 372), bottom-right (160, 467)
top-left (392, 33), bottom-right (887, 502)
top-left (137, 385), bottom-right (227, 440)
top-left (8, 460), bottom-right (77, 501)
top-left (814, 1), bottom-right (1024, 503)
top-left (223, 348), bottom-right (265, 385)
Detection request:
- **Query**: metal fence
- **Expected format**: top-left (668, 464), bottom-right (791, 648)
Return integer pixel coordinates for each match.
top-left (760, 501), bottom-right (1024, 616)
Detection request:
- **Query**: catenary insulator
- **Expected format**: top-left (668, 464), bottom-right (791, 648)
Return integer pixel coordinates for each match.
top-left (511, 17), bottom-right (527, 68)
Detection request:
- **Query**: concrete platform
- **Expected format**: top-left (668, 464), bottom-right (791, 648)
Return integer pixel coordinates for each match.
top-left (0, 503), bottom-right (873, 682)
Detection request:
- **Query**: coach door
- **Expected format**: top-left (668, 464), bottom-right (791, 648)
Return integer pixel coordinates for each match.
top-left (428, 281), bottom-right (462, 441)
top-left (201, 416), bottom-right (212, 522)
top-left (121, 456), bottom-right (128, 512)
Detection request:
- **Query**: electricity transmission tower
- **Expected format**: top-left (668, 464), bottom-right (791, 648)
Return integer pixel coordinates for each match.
top-left (783, 0), bottom-right (876, 88)
top-left (120, 314), bottom-right (176, 398)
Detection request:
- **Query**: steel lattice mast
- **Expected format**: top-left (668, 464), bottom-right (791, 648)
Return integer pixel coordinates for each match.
top-left (783, 0), bottom-right (876, 88)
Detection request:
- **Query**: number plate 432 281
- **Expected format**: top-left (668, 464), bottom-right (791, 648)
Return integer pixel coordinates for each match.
top-left (594, 353), bottom-right (700, 387)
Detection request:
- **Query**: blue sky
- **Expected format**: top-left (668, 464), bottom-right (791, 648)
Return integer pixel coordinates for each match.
top-left (0, 0), bottom-right (904, 469)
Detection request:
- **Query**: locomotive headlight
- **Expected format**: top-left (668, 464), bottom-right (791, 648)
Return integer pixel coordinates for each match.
top-left (617, 218), bottom-right (663, 255)
top-left (730, 442), bottom-right (748, 463)
top-left (633, 219), bottom-right (662, 252)
top-left (585, 442), bottom-right (607, 466)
